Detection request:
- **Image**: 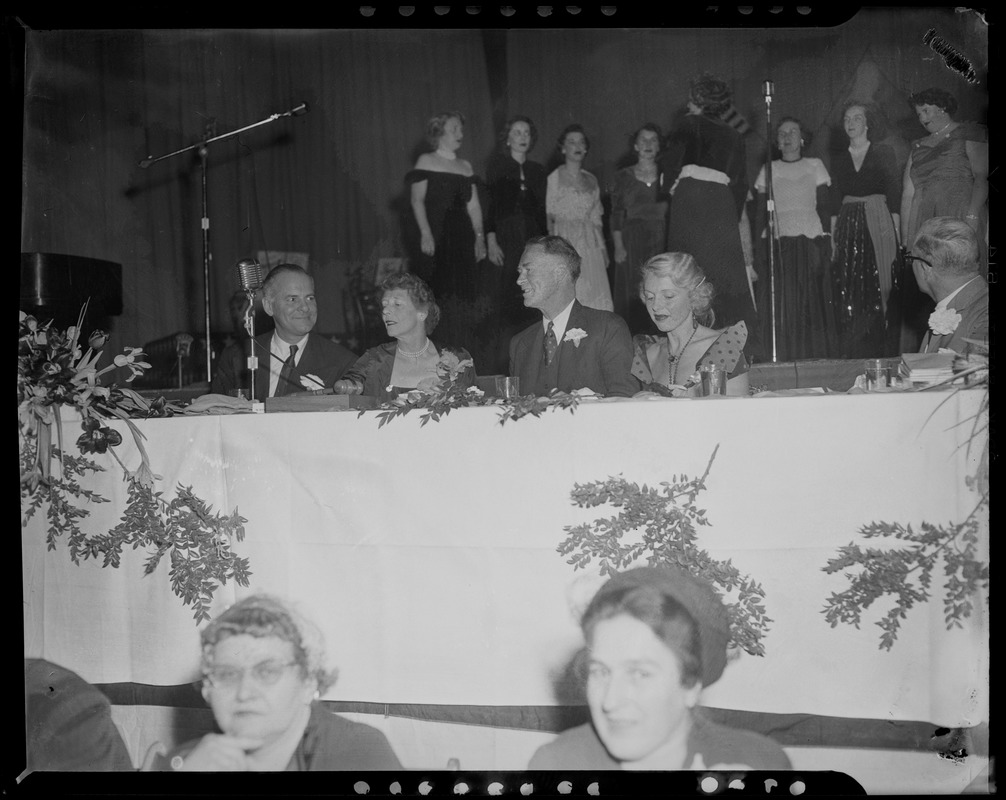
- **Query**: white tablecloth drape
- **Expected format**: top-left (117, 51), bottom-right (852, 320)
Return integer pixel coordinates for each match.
top-left (22, 390), bottom-right (988, 729)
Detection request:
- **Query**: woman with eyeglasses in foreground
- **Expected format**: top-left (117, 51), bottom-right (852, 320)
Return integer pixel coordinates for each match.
top-left (151, 594), bottom-right (402, 771)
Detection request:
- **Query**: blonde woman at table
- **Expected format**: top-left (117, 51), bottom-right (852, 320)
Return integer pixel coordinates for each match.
top-left (529, 567), bottom-right (791, 770)
top-left (630, 253), bottom-right (749, 397)
top-left (151, 595), bottom-right (402, 771)
top-left (333, 272), bottom-right (475, 402)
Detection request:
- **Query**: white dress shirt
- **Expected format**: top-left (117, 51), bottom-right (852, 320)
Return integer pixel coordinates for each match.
top-left (267, 332), bottom-right (309, 397)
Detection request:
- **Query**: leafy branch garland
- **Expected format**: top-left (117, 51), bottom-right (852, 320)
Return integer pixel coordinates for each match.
top-left (557, 446), bottom-right (772, 658)
top-left (360, 350), bottom-right (583, 427)
top-left (822, 351), bottom-right (989, 651)
top-left (19, 308), bottom-right (251, 623)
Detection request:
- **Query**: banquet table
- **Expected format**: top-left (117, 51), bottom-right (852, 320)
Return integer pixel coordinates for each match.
top-left (21, 388), bottom-right (988, 773)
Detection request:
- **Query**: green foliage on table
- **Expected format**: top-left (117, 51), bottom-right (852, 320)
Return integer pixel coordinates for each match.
top-left (557, 446), bottom-right (772, 658)
top-left (19, 308), bottom-right (251, 624)
top-left (822, 347), bottom-right (989, 651)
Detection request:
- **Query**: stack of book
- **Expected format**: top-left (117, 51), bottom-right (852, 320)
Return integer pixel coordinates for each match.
top-left (900, 352), bottom-right (956, 386)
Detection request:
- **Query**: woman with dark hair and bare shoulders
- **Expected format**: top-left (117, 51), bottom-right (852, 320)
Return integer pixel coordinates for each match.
top-left (829, 101), bottom-right (901, 358)
top-left (406, 111), bottom-right (488, 368)
top-left (483, 115), bottom-right (548, 372)
top-left (898, 88), bottom-right (988, 350)
top-left (610, 123), bottom-right (668, 333)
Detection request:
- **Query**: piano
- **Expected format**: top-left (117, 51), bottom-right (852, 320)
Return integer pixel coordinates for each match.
top-left (21, 252), bottom-right (123, 327)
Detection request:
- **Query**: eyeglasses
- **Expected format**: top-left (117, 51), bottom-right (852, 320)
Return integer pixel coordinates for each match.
top-left (903, 253), bottom-right (933, 269)
top-left (203, 660), bottom-right (299, 689)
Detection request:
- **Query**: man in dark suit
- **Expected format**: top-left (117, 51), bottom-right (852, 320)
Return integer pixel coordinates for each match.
top-left (910, 217), bottom-right (989, 354)
top-left (508, 236), bottom-right (637, 397)
top-left (212, 264), bottom-right (356, 400)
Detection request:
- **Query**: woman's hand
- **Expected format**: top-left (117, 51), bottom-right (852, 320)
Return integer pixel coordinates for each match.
top-left (474, 235), bottom-right (487, 262)
top-left (173, 734), bottom-right (263, 771)
top-left (333, 379), bottom-right (363, 395)
top-left (420, 231), bottom-right (435, 257)
top-left (487, 234), bottom-right (504, 266)
top-left (613, 241), bottom-right (627, 264)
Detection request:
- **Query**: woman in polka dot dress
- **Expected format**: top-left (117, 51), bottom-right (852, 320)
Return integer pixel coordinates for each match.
top-left (629, 252), bottom-right (749, 397)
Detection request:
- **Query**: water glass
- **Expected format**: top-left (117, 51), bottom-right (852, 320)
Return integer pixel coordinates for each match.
top-left (699, 364), bottom-right (727, 396)
top-left (495, 376), bottom-right (521, 400)
top-left (863, 359), bottom-right (891, 391)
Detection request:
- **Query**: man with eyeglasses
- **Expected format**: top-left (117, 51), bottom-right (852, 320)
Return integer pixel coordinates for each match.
top-left (907, 216), bottom-right (989, 354)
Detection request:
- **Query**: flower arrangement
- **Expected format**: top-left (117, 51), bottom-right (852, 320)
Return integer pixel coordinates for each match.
top-left (19, 308), bottom-right (251, 623)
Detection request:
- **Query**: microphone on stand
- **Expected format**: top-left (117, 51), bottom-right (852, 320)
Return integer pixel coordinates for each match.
top-left (762, 80), bottom-right (774, 102)
top-left (236, 258), bottom-right (266, 400)
top-left (237, 258), bottom-right (266, 294)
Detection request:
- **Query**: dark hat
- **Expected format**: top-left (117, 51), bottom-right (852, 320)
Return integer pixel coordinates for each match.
top-left (588, 566), bottom-right (731, 687)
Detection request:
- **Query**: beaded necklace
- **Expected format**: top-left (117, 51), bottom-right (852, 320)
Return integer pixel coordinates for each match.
top-left (666, 318), bottom-right (699, 386)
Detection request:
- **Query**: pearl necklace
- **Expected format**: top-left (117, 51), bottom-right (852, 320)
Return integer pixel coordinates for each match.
top-left (397, 339), bottom-right (431, 359)
top-left (666, 319), bottom-right (699, 386)
top-left (929, 120), bottom-right (953, 138)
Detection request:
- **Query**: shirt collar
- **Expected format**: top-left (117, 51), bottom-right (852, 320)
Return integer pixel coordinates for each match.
top-left (936, 277), bottom-right (978, 311)
top-left (271, 332), bottom-right (310, 359)
top-left (543, 300), bottom-right (576, 343)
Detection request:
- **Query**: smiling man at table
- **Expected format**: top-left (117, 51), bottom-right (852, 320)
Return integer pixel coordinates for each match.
top-left (910, 217), bottom-right (989, 355)
top-left (509, 236), bottom-right (637, 397)
top-left (212, 264), bottom-right (356, 400)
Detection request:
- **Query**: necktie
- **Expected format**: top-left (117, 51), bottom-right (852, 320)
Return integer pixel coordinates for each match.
top-left (276, 344), bottom-right (299, 396)
top-left (543, 321), bottom-right (557, 366)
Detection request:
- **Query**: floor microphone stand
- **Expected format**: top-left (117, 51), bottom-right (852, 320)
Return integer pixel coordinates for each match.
top-left (762, 81), bottom-right (781, 363)
top-left (138, 102), bottom-right (310, 383)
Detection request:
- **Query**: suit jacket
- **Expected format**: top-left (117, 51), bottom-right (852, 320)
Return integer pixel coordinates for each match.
top-left (508, 301), bottom-right (637, 397)
top-left (211, 331), bottom-right (357, 401)
top-left (920, 276), bottom-right (989, 354)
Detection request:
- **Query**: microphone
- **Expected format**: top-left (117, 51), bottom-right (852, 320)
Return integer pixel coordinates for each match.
top-left (237, 258), bottom-right (266, 293)
top-left (763, 81), bottom-right (774, 105)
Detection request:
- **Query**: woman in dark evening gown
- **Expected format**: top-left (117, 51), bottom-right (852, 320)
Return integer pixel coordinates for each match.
top-left (661, 74), bottom-right (760, 359)
top-left (829, 102), bottom-right (901, 358)
top-left (484, 115), bottom-right (547, 373)
top-left (610, 123), bottom-right (668, 334)
top-left (406, 111), bottom-right (489, 372)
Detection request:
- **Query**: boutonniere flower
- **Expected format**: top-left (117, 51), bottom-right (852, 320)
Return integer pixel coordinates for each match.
top-left (564, 328), bottom-right (588, 348)
top-left (928, 308), bottom-right (962, 336)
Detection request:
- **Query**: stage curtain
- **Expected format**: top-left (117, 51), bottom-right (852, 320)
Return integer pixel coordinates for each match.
top-left (21, 29), bottom-right (495, 354)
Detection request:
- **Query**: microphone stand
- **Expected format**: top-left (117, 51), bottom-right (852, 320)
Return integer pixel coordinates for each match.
top-left (138, 102), bottom-right (310, 383)
top-left (762, 82), bottom-right (780, 363)
top-left (242, 293), bottom-right (260, 401)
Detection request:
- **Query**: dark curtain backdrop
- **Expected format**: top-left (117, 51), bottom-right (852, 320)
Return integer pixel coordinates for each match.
top-left (20, 10), bottom-right (988, 367)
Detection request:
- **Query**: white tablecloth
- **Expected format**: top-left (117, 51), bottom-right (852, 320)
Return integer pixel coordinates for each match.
top-left (22, 390), bottom-right (988, 728)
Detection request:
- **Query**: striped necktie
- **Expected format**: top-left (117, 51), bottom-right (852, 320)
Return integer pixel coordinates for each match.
top-left (543, 321), bottom-right (557, 365)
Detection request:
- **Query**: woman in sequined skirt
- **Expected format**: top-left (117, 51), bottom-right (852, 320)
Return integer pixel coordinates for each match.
top-left (829, 102), bottom-right (901, 358)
